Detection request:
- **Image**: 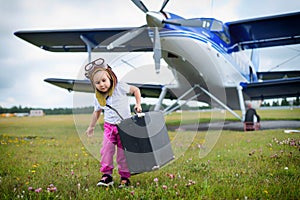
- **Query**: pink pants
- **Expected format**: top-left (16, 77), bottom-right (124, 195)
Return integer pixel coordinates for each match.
top-left (100, 122), bottom-right (130, 179)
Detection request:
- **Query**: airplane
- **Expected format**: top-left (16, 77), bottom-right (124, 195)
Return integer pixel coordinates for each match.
top-left (14, 0), bottom-right (300, 121)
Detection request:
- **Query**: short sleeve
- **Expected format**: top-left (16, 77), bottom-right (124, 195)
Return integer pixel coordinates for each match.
top-left (118, 81), bottom-right (130, 95)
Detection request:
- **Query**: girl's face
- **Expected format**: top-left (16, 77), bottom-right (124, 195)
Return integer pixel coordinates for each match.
top-left (93, 71), bottom-right (111, 93)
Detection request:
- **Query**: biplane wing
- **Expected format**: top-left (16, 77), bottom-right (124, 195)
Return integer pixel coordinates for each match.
top-left (44, 78), bottom-right (177, 99)
top-left (241, 77), bottom-right (300, 100)
top-left (226, 11), bottom-right (300, 51)
top-left (14, 27), bottom-right (153, 52)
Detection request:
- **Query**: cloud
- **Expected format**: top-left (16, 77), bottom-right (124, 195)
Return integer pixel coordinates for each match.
top-left (0, 62), bottom-right (17, 90)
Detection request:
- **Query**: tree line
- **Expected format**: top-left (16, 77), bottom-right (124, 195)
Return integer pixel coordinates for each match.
top-left (0, 104), bottom-right (165, 115)
top-left (0, 103), bottom-right (209, 115)
top-left (0, 97), bottom-right (299, 115)
top-left (261, 97), bottom-right (300, 107)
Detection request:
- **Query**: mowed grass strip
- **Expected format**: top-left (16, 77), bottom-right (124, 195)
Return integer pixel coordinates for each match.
top-left (0, 109), bottom-right (299, 199)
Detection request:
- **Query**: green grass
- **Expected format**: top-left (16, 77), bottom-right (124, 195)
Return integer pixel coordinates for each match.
top-left (0, 109), bottom-right (299, 199)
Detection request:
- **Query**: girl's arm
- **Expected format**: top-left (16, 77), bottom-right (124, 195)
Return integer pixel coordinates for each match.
top-left (86, 110), bottom-right (101, 137)
top-left (129, 85), bottom-right (142, 113)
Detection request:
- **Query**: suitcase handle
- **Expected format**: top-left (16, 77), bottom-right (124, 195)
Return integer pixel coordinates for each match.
top-left (136, 113), bottom-right (145, 118)
top-left (106, 104), bottom-right (145, 120)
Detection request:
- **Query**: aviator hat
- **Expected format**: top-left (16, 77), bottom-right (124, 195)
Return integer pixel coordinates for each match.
top-left (85, 58), bottom-right (118, 106)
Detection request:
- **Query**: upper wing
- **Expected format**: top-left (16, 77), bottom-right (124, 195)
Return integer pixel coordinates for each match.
top-left (44, 78), bottom-right (93, 92)
top-left (14, 27), bottom-right (153, 52)
top-left (226, 11), bottom-right (300, 51)
top-left (44, 78), bottom-right (177, 99)
top-left (240, 77), bottom-right (300, 100)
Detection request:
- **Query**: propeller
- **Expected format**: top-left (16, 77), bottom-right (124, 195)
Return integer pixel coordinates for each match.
top-left (153, 27), bottom-right (161, 74)
top-left (106, 1), bottom-right (209, 71)
top-left (132, 0), bottom-right (169, 13)
top-left (107, 0), bottom-right (171, 74)
top-left (131, 0), bottom-right (148, 13)
top-left (134, 0), bottom-right (171, 74)
top-left (106, 1), bottom-right (165, 51)
top-left (163, 18), bottom-right (205, 27)
top-left (106, 27), bottom-right (145, 50)
top-left (160, 0), bottom-right (170, 12)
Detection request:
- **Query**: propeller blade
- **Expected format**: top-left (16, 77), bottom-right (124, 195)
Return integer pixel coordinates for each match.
top-left (153, 27), bottom-right (161, 74)
top-left (106, 28), bottom-right (144, 50)
top-left (160, 0), bottom-right (170, 12)
top-left (131, 0), bottom-right (148, 13)
top-left (163, 18), bottom-right (204, 27)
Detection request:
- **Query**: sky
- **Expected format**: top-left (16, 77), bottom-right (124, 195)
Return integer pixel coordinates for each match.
top-left (0, 0), bottom-right (299, 108)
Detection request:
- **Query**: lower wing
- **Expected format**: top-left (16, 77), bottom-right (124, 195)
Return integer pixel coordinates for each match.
top-left (44, 78), bottom-right (177, 99)
top-left (241, 77), bottom-right (300, 100)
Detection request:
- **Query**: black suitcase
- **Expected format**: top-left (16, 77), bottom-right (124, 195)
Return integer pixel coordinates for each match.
top-left (116, 111), bottom-right (174, 174)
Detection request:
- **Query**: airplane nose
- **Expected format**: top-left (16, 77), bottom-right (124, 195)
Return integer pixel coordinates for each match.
top-left (146, 11), bottom-right (165, 27)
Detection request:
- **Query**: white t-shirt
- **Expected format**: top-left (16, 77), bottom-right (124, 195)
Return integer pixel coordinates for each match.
top-left (94, 81), bottom-right (131, 124)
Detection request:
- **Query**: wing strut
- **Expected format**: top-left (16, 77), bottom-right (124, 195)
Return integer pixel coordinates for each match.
top-left (80, 35), bottom-right (96, 62)
top-left (199, 86), bottom-right (242, 121)
top-left (154, 86), bottom-right (168, 111)
top-left (162, 85), bottom-right (242, 120)
top-left (237, 85), bottom-right (246, 121)
top-left (163, 85), bottom-right (202, 115)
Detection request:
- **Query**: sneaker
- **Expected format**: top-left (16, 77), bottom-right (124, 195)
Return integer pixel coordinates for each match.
top-left (97, 174), bottom-right (114, 187)
top-left (118, 177), bottom-right (130, 188)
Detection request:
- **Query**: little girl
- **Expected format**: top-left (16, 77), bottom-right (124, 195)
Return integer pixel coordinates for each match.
top-left (85, 58), bottom-right (142, 188)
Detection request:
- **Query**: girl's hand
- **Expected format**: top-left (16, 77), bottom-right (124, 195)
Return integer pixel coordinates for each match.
top-left (134, 104), bottom-right (142, 113)
top-left (85, 127), bottom-right (95, 137)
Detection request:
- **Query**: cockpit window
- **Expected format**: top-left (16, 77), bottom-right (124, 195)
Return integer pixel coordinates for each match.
top-left (211, 20), bottom-right (223, 32)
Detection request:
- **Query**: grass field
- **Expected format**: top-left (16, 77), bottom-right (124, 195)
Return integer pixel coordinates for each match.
top-left (0, 109), bottom-right (299, 199)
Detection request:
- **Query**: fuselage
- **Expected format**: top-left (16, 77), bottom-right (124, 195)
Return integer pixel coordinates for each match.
top-left (148, 12), bottom-right (259, 109)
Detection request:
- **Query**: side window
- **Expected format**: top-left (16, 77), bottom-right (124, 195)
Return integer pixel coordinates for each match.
top-left (202, 20), bottom-right (211, 29)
